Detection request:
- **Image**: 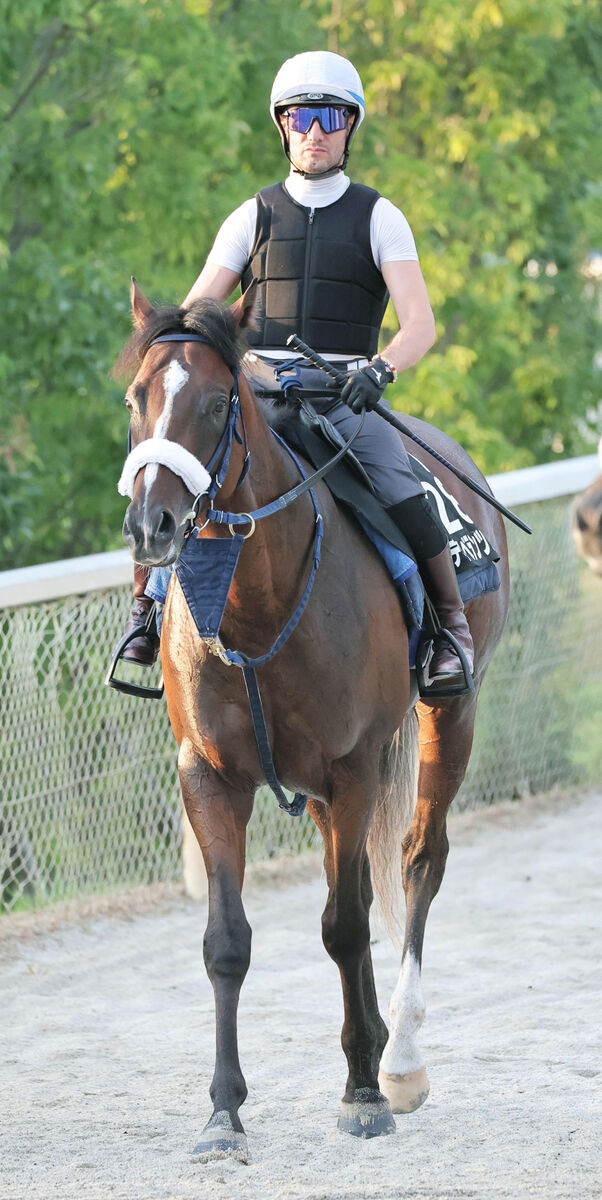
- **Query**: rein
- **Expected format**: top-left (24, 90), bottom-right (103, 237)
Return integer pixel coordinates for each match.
top-left (287, 334), bottom-right (533, 537)
top-left (140, 335), bottom-right (364, 533)
top-left (122, 332), bottom-right (363, 815)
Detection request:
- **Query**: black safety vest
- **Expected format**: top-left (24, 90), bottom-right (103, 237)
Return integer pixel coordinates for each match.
top-left (240, 181), bottom-right (389, 358)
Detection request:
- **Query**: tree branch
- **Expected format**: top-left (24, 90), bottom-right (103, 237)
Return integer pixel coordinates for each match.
top-left (3, 0), bottom-right (104, 124)
top-left (3, 21), bottom-right (72, 123)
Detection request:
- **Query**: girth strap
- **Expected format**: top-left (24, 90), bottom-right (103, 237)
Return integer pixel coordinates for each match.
top-left (241, 666), bottom-right (307, 817)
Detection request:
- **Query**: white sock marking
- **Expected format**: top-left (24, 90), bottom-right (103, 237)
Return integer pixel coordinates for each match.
top-left (380, 952), bottom-right (426, 1076)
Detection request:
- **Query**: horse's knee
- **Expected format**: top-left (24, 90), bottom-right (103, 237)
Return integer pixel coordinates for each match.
top-left (322, 902), bottom-right (370, 968)
top-left (204, 914), bottom-right (251, 984)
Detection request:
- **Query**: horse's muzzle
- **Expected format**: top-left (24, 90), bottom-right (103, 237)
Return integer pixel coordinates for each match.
top-left (571, 493), bottom-right (602, 576)
top-left (122, 500), bottom-right (182, 566)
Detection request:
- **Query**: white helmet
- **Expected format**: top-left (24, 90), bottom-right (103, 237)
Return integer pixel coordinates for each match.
top-left (270, 51), bottom-right (365, 127)
top-left (270, 51), bottom-right (365, 175)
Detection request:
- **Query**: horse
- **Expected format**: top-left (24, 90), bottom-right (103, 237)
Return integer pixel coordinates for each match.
top-left (115, 279), bottom-right (510, 1160)
top-left (571, 437), bottom-right (602, 576)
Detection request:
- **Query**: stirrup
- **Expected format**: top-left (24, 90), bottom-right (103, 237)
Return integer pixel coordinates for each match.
top-left (104, 604), bottom-right (164, 700)
top-left (416, 628), bottom-right (475, 701)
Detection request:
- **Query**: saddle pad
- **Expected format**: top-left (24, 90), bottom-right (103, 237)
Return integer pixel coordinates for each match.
top-left (408, 454), bottom-right (500, 575)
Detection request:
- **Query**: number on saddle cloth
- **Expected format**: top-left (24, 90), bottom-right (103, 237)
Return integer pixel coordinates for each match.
top-left (408, 455), bottom-right (501, 603)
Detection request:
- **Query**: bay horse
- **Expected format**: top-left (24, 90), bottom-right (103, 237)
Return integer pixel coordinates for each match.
top-left (571, 437), bottom-right (602, 575)
top-left (116, 280), bottom-right (509, 1160)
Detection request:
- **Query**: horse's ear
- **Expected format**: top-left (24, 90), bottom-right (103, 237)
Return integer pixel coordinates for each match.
top-left (229, 282), bottom-right (258, 331)
top-left (130, 277), bottom-right (156, 329)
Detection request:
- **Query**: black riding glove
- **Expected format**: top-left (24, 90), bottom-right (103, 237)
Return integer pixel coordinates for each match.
top-left (340, 358), bottom-right (395, 414)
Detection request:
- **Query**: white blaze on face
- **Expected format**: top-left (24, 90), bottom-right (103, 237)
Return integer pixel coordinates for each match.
top-left (144, 358), bottom-right (189, 494)
top-left (380, 951), bottom-right (426, 1077)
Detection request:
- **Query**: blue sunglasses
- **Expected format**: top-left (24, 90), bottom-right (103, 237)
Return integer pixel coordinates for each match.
top-left (283, 105), bottom-right (351, 135)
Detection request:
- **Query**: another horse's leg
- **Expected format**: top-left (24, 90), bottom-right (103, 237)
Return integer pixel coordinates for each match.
top-left (310, 773), bottom-right (397, 1139)
top-left (378, 694), bottom-right (478, 1113)
top-left (178, 739), bottom-right (254, 1163)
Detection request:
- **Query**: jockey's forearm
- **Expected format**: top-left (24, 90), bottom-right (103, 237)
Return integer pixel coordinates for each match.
top-left (381, 317), bottom-right (436, 376)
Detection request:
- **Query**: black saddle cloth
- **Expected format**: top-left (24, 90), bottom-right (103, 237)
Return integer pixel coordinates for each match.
top-left (261, 393), bottom-right (500, 609)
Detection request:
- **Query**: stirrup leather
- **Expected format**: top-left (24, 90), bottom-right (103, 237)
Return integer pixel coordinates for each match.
top-left (105, 603), bottom-right (164, 700)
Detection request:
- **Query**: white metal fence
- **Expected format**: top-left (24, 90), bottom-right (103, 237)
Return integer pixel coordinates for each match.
top-left (1, 456), bottom-right (600, 914)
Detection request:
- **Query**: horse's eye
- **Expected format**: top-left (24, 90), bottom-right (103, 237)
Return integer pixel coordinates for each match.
top-left (124, 396), bottom-right (133, 412)
top-left (213, 396), bottom-right (227, 414)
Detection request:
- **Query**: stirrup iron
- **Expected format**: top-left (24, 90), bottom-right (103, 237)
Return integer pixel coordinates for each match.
top-left (416, 627), bottom-right (475, 701)
top-left (104, 603), bottom-right (164, 700)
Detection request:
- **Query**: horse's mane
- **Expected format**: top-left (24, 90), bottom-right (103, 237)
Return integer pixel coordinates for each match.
top-left (113, 298), bottom-right (245, 382)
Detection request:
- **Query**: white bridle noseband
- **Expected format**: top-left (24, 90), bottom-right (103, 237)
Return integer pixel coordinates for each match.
top-left (118, 437), bottom-right (212, 500)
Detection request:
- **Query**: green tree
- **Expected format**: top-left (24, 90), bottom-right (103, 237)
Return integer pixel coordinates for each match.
top-left (1, 0), bottom-right (600, 569)
top-left (0, 0), bottom-right (314, 568)
top-left (327, 0), bottom-right (602, 469)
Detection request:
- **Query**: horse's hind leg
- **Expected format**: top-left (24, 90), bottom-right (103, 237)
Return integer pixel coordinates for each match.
top-left (309, 773), bottom-right (396, 1140)
top-left (178, 739), bottom-right (254, 1163)
top-left (378, 693), bottom-right (478, 1114)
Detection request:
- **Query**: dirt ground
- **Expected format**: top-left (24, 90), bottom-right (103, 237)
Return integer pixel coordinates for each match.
top-left (1, 789), bottom-right (600, 1200)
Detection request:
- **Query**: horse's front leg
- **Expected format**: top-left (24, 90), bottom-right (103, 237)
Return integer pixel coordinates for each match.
top-left (178, 738), bottom-right (254, 1163)
top-left (308, 800), bottom-right (389, 1088)
top-left (378, 694), bottom-right (478, 1114)
top-left (318, 772), bottom-right (397, 1139)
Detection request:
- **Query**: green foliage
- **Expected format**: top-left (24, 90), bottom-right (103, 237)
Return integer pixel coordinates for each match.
top-left (0, 0), bottom-right (315, 568)
top-left (332, 0), bottom-right (602, 470)
top-left (0, 0), bottom-right (601, 567)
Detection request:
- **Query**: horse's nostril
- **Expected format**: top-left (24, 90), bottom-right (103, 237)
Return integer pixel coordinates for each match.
top-left (157, 509), bottom-right (176, 539)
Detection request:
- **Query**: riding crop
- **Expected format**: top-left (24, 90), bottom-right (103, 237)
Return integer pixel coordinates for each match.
top-left (286, 334), bottom-right (532, 536)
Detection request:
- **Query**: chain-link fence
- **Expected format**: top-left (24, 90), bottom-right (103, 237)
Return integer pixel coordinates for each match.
top-left (1, 489), bottom-right (600, 915)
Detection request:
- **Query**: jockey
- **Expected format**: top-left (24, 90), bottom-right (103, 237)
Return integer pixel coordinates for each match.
top-left (122, 50), bottom-right (474, 692)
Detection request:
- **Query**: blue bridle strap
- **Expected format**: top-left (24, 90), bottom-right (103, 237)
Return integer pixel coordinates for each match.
top-left (143, 331), bottom-right (334, 817)
top-left (211, 434), bottom-right (323, 671)
top-left (148, 332), bottom-right (247, 500)
top-left (150, 334), bottom-right (212, 344)
top-left (202, 435), bottom-right (324, 819)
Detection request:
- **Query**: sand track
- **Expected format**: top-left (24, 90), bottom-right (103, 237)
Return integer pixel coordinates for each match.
top-left (1, 790), bottom-right (601, 1199)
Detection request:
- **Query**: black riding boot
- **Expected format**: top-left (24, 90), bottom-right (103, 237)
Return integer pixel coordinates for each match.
top-left (119, 563), bottom-right (160, 666)
top-left (386, 495), bottom-right (474, 684)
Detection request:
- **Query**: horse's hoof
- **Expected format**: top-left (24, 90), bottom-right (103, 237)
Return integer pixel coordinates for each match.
top-left (191, 1110), bottom-right (249, 1164)
top-left (338, 1088), bottom-right (397, 1139)
top-left (378, 1067), bottom-right (430, 1113)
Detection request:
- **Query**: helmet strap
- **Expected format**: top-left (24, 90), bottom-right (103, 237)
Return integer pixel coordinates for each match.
top-left (283, 133), bottom-right (351, 180)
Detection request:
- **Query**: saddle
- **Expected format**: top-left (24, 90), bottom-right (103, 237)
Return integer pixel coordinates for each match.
top-left (266, 399), bottom-right (417, 557)
top-left (248, 355), bottom-right (417, 545)
top-left (252, 368), bottom-right (500, 647)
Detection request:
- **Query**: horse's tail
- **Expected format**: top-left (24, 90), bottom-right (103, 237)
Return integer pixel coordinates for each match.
top-left (367, 709), bottom-right (420, 944)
